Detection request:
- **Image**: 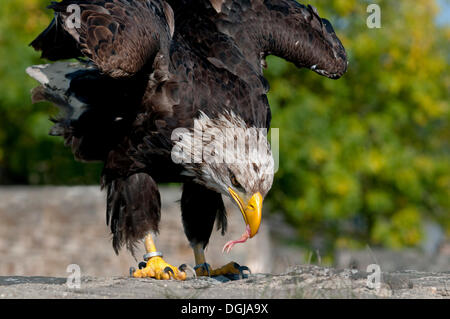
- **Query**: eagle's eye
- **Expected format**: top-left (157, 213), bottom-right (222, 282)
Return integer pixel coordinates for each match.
top-left (229, 171), bottom-right (244, 191)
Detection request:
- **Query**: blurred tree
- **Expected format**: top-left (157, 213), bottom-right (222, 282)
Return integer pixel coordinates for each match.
top-left (0, 0), bottom-right (448, 256)
top-left (265, 0), bottom-right (449, 257)
top-left (0, 0), bottom-right (102, 184)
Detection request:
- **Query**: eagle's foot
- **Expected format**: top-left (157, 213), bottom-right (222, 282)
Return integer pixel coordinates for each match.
top-left (132, 256), bottom-right (186, 280)
top-left (194, 262), bottom-right (251, 279)
top-left (194, 262), bottom-right (212, 277)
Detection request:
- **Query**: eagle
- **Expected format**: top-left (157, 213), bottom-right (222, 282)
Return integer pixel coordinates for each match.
top-left (27, 0), bottom-right (347, 280)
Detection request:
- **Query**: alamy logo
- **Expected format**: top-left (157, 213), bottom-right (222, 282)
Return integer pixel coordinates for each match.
top-left (366, 264), bottom-right (381, 289)
top-left (66, 264), bottom-right (81, 289)
top-left (367, 4), bottom-right (381, 29)
top-left (66, 4), bottom-right (81, 29)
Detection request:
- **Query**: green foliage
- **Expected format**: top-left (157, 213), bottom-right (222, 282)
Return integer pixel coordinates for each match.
top-left (265, 0), bottom-right (449, 253)
top-left (0, 0), bottom-right (448, 253)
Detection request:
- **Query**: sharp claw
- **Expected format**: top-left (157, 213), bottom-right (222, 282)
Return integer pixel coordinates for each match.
top-left (179, 264), bottom-right (197, 278)
top-left (129, 267), bottom-right (136, 277)
top-left (238, 266), bottom-right (251, 279)
top-left (164, 266), bottom-right (175, 278)
top-left (138, 262), bottom-right (147, 269)
top-left (179, 264), bottom-right (187, 272)
top-left (205, 264), bottom-right (211, 277)
top-left (194, 262), bottom-right (211, 277)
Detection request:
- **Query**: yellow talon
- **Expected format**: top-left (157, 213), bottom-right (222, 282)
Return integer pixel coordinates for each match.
top-left (192, 244), bottom-right (247, 278)
top-left (133, 256), bottom-right (186, 280)
top-left (195, 262), bottom-right (240, 277)
top-left (132, 234), bottom-right (186, 280)
top-left (211, 262), bottom-right (241, 276)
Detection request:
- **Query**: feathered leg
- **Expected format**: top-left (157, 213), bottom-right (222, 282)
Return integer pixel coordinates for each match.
top-left (105, 171), bottom-right (185, 280)
top-left (181, 182), bottom-right (249, 279)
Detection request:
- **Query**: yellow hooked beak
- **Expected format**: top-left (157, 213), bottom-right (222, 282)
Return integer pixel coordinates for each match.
top-left (228, 188), bottom-right (263, 238)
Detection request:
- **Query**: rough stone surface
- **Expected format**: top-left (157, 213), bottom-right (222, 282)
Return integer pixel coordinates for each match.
top-left (0, 265), bottom-right (448, 299)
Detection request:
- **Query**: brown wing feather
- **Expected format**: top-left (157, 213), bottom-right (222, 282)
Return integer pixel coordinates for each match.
top-left (209, 0), bottom-right (348, 79)
top-left (49, 0), bottom-right (174, 77)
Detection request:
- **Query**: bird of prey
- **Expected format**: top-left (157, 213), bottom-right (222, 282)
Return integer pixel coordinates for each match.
top-left (27, 0), bottom-right (347, 280)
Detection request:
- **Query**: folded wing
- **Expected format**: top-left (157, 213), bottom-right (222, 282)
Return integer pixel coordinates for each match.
top-left (31, 0), bottom-right (174, 77)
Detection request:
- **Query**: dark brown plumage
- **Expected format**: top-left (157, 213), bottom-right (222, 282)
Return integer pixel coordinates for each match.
top-left (28, 0), bottom-right (347, 260)
top-left (32, 0), bottom-right (174, 77)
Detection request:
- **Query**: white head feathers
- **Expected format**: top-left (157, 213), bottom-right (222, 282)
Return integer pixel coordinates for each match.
top-left (171, 110), bottom-right (274, 197)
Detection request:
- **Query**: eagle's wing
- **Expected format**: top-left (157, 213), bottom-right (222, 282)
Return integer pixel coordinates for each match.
top-left (31, 0), bottom-right (174, 78)
top-left (207, 0), bottom-right (348, 79)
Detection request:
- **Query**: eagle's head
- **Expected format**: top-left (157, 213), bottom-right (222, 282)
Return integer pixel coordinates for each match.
top-left (172, 111), bottom-right (274, 249)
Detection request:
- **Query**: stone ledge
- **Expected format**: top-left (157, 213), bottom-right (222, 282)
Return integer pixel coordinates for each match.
top-left (0, 265), bottom-right (448, 299)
